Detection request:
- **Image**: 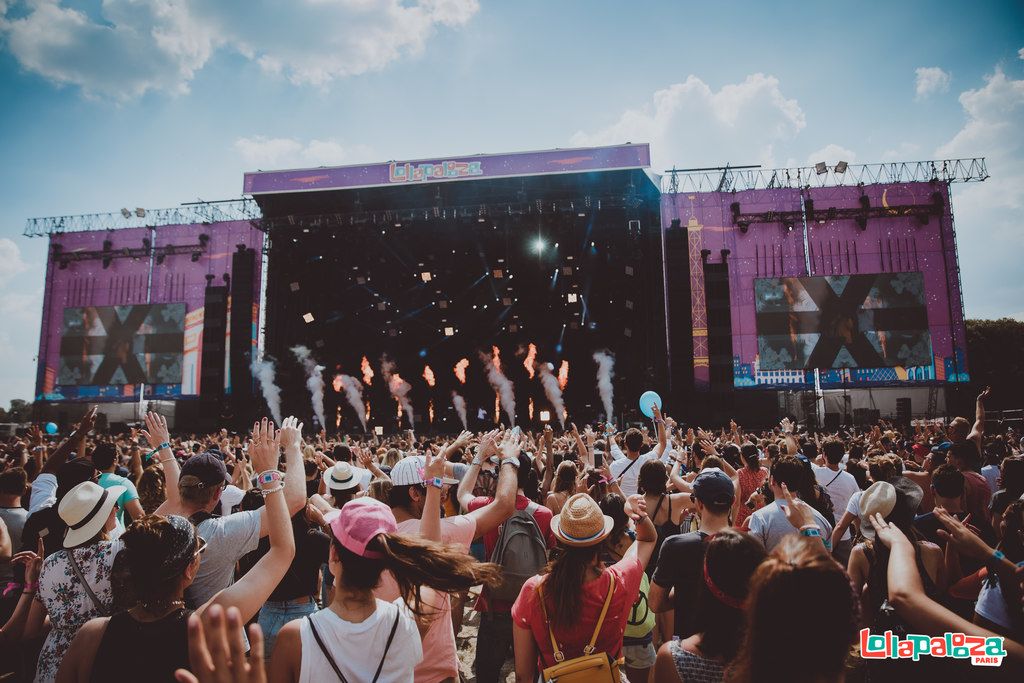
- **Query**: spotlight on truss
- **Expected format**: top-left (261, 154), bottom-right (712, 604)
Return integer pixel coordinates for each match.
top-left (135, 208), bottom-right (146, 218)
top-left (834, 161), bottom-right (848, 174)
top-left (814, 162), bottom-right (828, 175)
top-left (120, 208), bottom-right (132, 219)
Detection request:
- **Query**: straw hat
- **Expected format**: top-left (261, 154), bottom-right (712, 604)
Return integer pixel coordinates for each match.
top-left (551, 493), bottom-right (614, 547)
top-left (59, 480), bottom-right (124, 548)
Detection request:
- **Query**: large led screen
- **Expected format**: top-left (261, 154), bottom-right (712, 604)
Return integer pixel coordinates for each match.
top-left (58, 304), bottom-right (186, 386)
top-left (755, 273), bottom-right (932, 371)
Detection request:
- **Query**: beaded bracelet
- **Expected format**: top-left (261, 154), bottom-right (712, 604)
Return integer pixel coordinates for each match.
top-left (259, 482), bottom-right (284, 497)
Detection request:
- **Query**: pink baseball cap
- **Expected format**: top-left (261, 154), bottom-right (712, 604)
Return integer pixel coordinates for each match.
top-left (328, 498), bottom-right (397, 559)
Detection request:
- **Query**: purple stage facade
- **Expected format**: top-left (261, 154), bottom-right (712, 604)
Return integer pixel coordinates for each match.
top-left (661, 182), bottom-right (969, 391)
top-left (36, 221), bottom-right (264, 401)
top-left (243, 143), bottom-right (650, 194)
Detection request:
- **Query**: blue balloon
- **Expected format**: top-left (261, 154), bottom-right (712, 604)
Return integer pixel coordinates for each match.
top-left (44, 422), bottom-right (58, 435)
top-left (638, 391), bottom-right (662, 418)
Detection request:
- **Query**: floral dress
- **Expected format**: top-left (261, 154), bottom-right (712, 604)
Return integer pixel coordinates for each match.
top-left (34, 540), bottom-right (123, 683)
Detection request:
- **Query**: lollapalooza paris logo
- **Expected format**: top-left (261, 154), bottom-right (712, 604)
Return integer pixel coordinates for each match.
top-left (389, 160), bottom-right (484, 183)
top-left (860, 629), bottom-right (1006, 667)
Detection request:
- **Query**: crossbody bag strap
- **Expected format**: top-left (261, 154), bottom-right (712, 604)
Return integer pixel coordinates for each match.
top-left (826, 469), bottom-right (843, 488)
top-left (306, 615), bottom-right (349, 683)
top-left (66, 549), bottom-right (107, 616)
top-left (536, 582), bottom-right (565, 663)
top-left (615, 457), bottom-right (641, 481)
top-left (584, 573), bottom-right (616, 655)
top-left (371, 609), bottom-right (402, 683)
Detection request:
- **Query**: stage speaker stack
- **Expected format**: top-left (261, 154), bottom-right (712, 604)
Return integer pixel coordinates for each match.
top-left (896, 398), bottom-right (912, 427)
top-left (230, 248), bottom-right (256, 412)
top-left (853, 408), bottom-right (881, 426)
top-left (192, 285), bottom-right (229, 432)
top-left (704, 257), bottom-right (734, 424)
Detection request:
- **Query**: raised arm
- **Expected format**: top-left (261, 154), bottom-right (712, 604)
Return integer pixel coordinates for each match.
top-left (465, 431), bottom-right (519, 536)
top-left (457, 430), bottom-right (497, 511)
top-left (419, 448), bottom-right (447, 543)
top-left (145, 412), bottom-right (181, 514)
top-left (206, 423), bottom-right (295, 624)
top-left (968, 387), bottom-right (989, 448)
top-left (540, 426), bottom-right (555, 495)
top-left (622, 494), bottom-right (658, 568)
top-left (41, 407), bottom-right (97, 475)
top-left (651, 405), bottom-right (668, 458)
top-left (277, 417), bottom-right (307, 518)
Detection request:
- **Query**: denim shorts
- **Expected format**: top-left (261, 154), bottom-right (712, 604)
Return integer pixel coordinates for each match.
top-left (258, 599), bottom-right (318, 658)
top-left (622, 642), bottom-right (657, 669)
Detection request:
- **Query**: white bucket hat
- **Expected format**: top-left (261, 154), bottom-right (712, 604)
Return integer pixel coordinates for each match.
top-left (59, 480), bottom-right (124, 548)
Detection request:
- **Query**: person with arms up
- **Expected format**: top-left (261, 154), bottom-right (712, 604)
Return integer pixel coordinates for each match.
top-left (610, 404), bottom-right (668, 497)
top-left (55, 419), bottom-right (297, 683)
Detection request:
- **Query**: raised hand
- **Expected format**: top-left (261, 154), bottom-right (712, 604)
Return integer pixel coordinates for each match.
top-left (12, 538), bottom-right (45, 583)
top-left (868, 512), bottom-right (911, 550)
top-left (140, 411), bottom-right (170, 449)
top-left (76, 406), bottom-right (99, 439)
top-left (475, 429), bottom-right (500, 460)
top-left (977, 386), bottom-right (991, 402)
top-left (498, 430), bottom-right (522, 461)
top-left (423, 446), bottom-right (447, 481)
top-left (248, 418), bottom-right (281, 474)
top-left (175, 605), bottom-right (266, 683)
top-left (934, 507), bottom-right (993, 561)
top-left (278, 416), bottom-right (303, 453)
top-left (779, 483), bottom-right (816, 530)
top-left (624, 494), bottom-right (648, 521)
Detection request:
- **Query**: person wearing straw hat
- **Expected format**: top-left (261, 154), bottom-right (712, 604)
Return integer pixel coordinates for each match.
top-left (31, 479), bottom-right (124, 683)
top-left (512, 492), bottom-right (658, 682)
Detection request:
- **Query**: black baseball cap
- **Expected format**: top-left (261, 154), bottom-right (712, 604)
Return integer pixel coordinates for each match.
top-left (693, 467), bottom-right (735, 506)
top-left (180, 452), bottom-right (229, 487)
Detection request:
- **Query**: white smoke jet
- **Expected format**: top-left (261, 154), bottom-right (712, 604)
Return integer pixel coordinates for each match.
top-left (251, 357), bottom-right (283, 426)
top-left (451, 391), bottom-right (468, 430)
top-left (338, 374), bottom-right (367, 431)
top-left (380, 355), bottom-right (415, 428)
top-left (291, 345), bottom-right (326, 429)
top-left (479, 346), bottom-right (515, 426)
top-left (593, 350), bottom-right (615, 425)
top-left (537, 362), bottom-right (566, 428)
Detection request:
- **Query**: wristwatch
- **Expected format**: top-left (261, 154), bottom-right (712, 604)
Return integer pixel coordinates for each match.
top-left (500, 456), bottom-right (520, 469)
top-left (424, 476), bottom-right (444, 489)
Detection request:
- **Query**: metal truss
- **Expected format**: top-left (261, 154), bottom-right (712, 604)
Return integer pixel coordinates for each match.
top-left (24, 199), bottom-right (261, 238)
top-left (661, 158), bottom-right (988, 194)
top-left (50, 237), bottom-right (212, 267)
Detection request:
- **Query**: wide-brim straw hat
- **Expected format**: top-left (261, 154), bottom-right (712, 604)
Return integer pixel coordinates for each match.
top-left (59, 480), bottom-right (125, 548)
top-left (551, 493), bottom-right (615, 547)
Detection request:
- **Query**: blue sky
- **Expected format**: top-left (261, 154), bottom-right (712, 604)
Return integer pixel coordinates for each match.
top-left (0, 0), bottom-right (1021, 405)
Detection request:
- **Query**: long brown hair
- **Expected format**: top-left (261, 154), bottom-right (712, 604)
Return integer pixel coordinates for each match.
top-left (553, 460), bottom-right (577, 494)
top-left (538, 542), bottom-right (602, 629)
top-left (728, 536), bottom-right (857, 683)
top-left (331, 533), bottom-right (500, 616)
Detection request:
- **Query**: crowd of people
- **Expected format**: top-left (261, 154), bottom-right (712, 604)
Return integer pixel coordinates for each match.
top-left (0, 387), bottom-right (1021, 682)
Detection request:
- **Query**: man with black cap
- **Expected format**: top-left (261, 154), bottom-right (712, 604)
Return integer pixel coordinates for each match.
top-left (650, 467), bottom-right (735, 640)
top-left (155, 417), bottom-right (307, 608)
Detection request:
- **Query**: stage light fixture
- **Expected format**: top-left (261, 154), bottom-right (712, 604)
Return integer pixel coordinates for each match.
top-left (815, 162), bottom-right (828, 175)
top-left (492, 269), bottom-right (503, 279)
top-left (120, 208), bottom-right (131, 219)
top-left (625, 300), bottom-right (634, 310)
top-left (135, 208), bottom-right (146, 218)
top-left (420, 272), bottom-right (432, 282)
top-left (567, 293), bottom-right (578, 303)
top-left (539, 410), bottom-right (551, 423)
top-left (439, 300), bottom-right (448, 309)
top-left (356, 276), bottom-right (366, 285)
top-left (289, 282), bottom-right (300, 292)
top-left (302, 313), bottom-right (315, 323)
top-left (624, 266), bottom-right (634, 276)
top-left (377, 302), bottom-right (387, 311)
top-left (835, 161), bottom-right (848, 174)
top-left (444, 327), bottom-right (455, 337)
top-left (562, 266), bottom-right (573, 276)
top-left (191, 251), bottom-right (201, 262)
top-left (533, 237), bottom-right (546, 254)
top-left (156, 251), bottom-right (166, 265)
top-left (374, 426), bottom-right (384, 436)
top-left (418, 348), bottom-right (427, 358)
top-left (624, 328), bottom-right (632, 338)
top-left (502, 297), bottom-right (512, 306)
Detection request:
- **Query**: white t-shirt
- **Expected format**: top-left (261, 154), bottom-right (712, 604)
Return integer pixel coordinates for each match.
top-left (812, 465), bottom-right (859, 541)
top-left (610, 451), bottom-right (657, 497)
top-left (846, 490), bottom-right (864, 518)
top-left (981, 465), bottom-right (1000, 497)
top-left (29, 473), bottom-right (57, 514)
top-left (298, 600), bottom-right (421, 683)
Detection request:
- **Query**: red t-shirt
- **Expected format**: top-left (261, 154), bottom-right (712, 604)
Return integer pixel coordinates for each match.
top-left (511, 555), bottom-right (644, 669)
top-left (468, 494), bottom-right (557, 611)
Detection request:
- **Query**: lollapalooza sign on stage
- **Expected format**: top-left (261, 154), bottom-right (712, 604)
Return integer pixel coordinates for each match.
top-left (389, 160), bottom-right (484, 183)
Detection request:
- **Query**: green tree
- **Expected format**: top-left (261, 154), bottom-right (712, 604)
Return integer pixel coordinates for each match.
top-left (6, 399), bottom-right (32, 423)
top-left (965, 318), bottom-right (1024, 410)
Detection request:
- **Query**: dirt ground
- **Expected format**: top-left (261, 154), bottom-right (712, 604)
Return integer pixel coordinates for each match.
top-left (455, 593), bottom-right (516, 683)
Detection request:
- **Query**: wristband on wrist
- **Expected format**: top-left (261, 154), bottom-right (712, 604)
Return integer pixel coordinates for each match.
top-left (988, 549), bottom-right (1006, 566)
top-left (799, 527), bottom-right (822, 538)
top-left (25, 581), bottom-right (39, 592)
top-left (257, 470), bottom-right (284, 487)
top-left (158, 441), bottom-right (171, 450)
top-left (500, 456), bottom-right (519, 469)
top-left (424, 476), bottom-right (444, 490)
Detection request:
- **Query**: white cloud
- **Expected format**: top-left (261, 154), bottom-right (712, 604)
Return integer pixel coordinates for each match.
top-left (0, 0), bottom-right (479, 100)
top-left (0, 238), bottom-right (30, 285)
top-left (915, 66), bottom-right (951, 100)
top-left (805, 144), bottom-right (856, 166)
top-left (234, 136), bottom-right (375, 169)
top-left (936, 67), bottom-right (1024, 318)
top-left (1018, 47), bottom-right (1023, 60)
top-left (570, 74), bottom-right (805, 171)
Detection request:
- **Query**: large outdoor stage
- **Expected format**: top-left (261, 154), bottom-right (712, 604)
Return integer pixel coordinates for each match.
top-left (27, 145), bottom-right (987, 431)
